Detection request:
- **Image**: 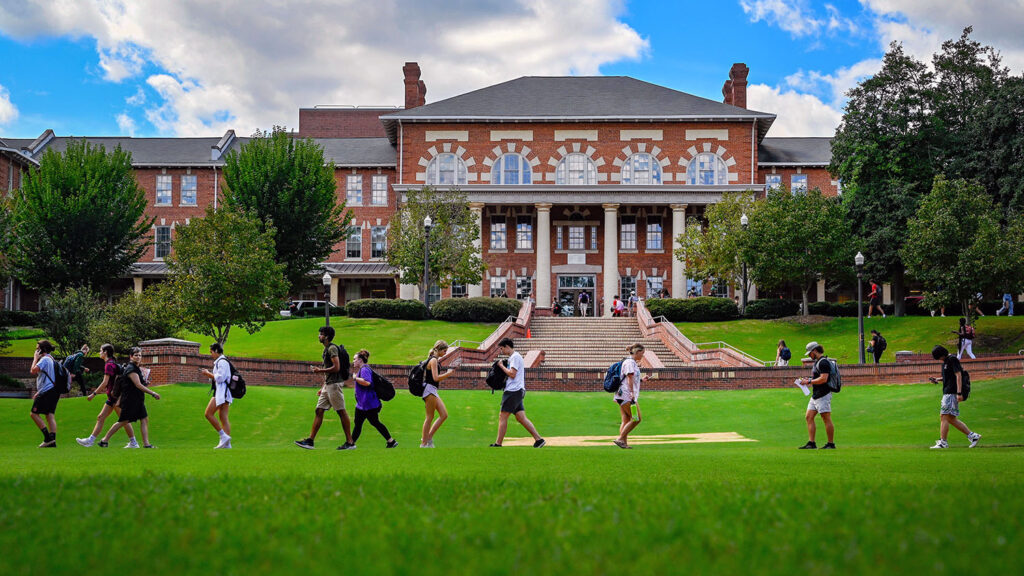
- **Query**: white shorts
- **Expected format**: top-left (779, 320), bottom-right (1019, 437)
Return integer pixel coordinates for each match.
top-left (940, 394), bottom-right (960, 417)
top-left (422, 384), bottom-right (439, 399)
top-left (214, 382), bottom-right (233, 406)
top-left (807, 393), bottom-right (832, 414)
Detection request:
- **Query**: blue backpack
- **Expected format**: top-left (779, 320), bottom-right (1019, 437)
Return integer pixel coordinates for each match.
top-left (780, 347), bottom-right (792, 361)
top-left (603, 360), bottom-right (624, 393)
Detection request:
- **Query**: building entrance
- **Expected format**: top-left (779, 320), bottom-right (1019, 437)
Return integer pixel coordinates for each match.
top-left (557, 275), bottom-right (597, 317)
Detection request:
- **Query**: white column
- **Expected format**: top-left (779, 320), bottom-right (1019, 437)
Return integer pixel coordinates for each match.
top-left (816, 279), bottom-right (826, 302)
top-left (133, 277), bottom-right (144, 294)
top-left (330, 277), bottom-right (340, 306)
top-left (468, 202), bottom-right (484, 298)
top-left (671, 204), bottom-right (687, 298)
top-left (602, 203), bottom-right (619, 317)
top-left (400, 284), bottom-right (417, 300)
top-left (536, 203), bottom-right (552, 308)
top-left (882, 283), bottom-right (893, 305)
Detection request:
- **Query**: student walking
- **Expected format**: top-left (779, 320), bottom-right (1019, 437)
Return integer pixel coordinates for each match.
top-left (77, 344), bottom-right (135, 447)
top-left (350, 349), bottom-right (397, 449)
top-left (996, 293), bottom-right (1014, 316)
top-left (796, 341), bottom-right (836, 449)
top-left (868, 330), bottom-right (887, 364)
top-left (613, 343), bottom-right (648, 449)
top-left (867, 279), bottom-right (885, 318)
top-left (628, 291), bottom-right (639, 316)
top-left (420, 340), bottom-right (454, 448)
top-left (97, 347), bottom-right (160, 448)
top-left (29, 340), bottom-right (61, 448)
top-left (200, 342), bottom-right (234, 449)
top-left (64, 344), bottom-right (91, 396)
top-left (578, 291), bottom-right (590, 317)
top-left (295, 326), bottom-right (355, 450)
top-left (928, 345), bottom-right (981, 449)
top-left (954, 318), bottom-right (976, 360)
top-left (775, 339), bottom-right (791, 367)
top-left (491, 338), bottom-right (545, 448)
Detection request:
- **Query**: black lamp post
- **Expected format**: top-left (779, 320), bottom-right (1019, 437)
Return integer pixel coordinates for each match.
top-left (740, 213), bottom-right (749, 314)
top-left (322, 271), bottom-right (332, 327)
top-left (856, 251), bottom-right (865, 364)
top-left (422, 215), bottom-right (432, 308)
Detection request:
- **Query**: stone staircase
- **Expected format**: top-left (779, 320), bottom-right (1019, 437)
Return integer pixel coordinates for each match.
top-left (521, 316), bottom-right (690, 368)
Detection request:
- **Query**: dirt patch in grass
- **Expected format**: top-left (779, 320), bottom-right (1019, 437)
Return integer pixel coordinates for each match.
top-left (776, 314), bottom-right (834, 325)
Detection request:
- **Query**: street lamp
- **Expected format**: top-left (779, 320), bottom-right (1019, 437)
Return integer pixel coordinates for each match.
top-left (740, 213), bottom-right (749, 314)
top-left (322, 271), bottom-right (332, 327)
top-left (855, 251), bottom-right (865, 364)
top-left (423, 215), bottom-right (433, 308)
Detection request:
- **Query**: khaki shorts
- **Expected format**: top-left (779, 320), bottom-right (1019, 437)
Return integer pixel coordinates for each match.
top-left (316, 382), bottom-right (346, 411)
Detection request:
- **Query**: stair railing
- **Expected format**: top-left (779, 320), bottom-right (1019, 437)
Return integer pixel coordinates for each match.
top-left (694, 341), bottom-right (773, 367)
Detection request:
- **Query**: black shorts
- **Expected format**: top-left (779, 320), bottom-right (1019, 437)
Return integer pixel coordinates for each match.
top-left (31, 387), bottom-right (61, 415)
top-left (870, 296), bottom-right (880, 306)
top-left (500, 389), bottom-right (525, 414)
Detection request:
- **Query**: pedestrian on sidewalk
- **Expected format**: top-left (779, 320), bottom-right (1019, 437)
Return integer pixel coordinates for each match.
top-left (200, 342), bottom-right (234, 449)
top-left (350, 349), bottom-right (397, 449)
top-left (97, 347), bottom-right (160, 449)
top-left (996, 293), bottom-right (1014, 316)
top-left (928, 345), bottom-right (981, 449)
top-left (29, 339), bottom-right (60, 448)
top-left (295, 326), bottom-right (355, 450)
top-left (420, 340), bottom-right (454, 447)
top-left (775, 340), bottom-right (791, 367)
top-left (491, 338), bottom-right (545, 448)
top-left (954, 318), bottom-right (976, 360)
top-left (795, 342), bottom-right (836, 449)
top-left (867, 279), bottom-right (885, 318)
top-left (613, 343), bottom-right (648, 449)
top-left (868, 330), bottom-right (887, 364)
top-left (77, 344), bottom-right (135, 447)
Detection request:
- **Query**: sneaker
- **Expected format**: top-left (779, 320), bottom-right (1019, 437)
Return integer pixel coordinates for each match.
top-left (294, 438), bottom-right (315, 450)
top-left (337, 443), bottom-right (357, 451)
top-left (39, 440), bottom-right (56, 448)
top-left (98, 440), bottom-right (108, 448)
top-left (820, 443), bottom-right (836, 449)
top-left (533, 438), bottom-right (547, 448)
top-left (930, 439), bottom-right (949, 449)
top-left (385, 439), bottom-right (398, 449)
top-left (968, 432), bottom-right (981, 448)
top-left (489, 443), bottom-right (502, 447)
top-left (215, 437), bottom-right (231, 449)
top-left (613, 439), bottom-right (630, 449)
top-left (420, 440), bottom-right (435, 448)
top-left (125, 440), bottom-right (140, 449)
top-left (76, 437), bottom-right (94, 447)
top-left (798, 441), bottom-right (817, 449)
top-left (143, 444), bottom-right (156, 449)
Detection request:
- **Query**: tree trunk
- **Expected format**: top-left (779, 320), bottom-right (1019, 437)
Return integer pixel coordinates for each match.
top-left (216, 324), bottom-right (231, 346)
top-left (801, 288), bottom-right (810, 316)
top-left (892, 268), bottom-right (906, 317)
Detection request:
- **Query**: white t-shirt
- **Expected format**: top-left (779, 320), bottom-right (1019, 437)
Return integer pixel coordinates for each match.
top-left (617, 357), bottom-right (641, 401)
top-left (505, 351), bottom-right (525, 392)
top-left (36, 355), bottom-right (55, 393)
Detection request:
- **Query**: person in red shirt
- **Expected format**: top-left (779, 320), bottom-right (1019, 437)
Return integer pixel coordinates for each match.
top-left (867, 279), bottom-right (885, 318)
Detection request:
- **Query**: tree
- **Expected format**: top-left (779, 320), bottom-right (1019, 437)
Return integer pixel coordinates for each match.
top-left (674, 191), bottom-right (756, 300)
top-left (901, 177), bottom-right (1024, 321)
top-left (41, 285), bottom-right (103, 357)
top-left (164, 205), bottom-right (288, 345)
top-left (386, 186), bottom-right (485, 295)
top-left (7, 140), bottom-right (152, 292)
top-left (830, 43), bottom-right (936, 315)
top-left (222, 127), bottom-right (353, 293)
top-left (746, 188), bottom-right (854, 315)
top-left (89, 286), bottom-right (182, 353)
top-left (963, 75), bottom-right (1024, 216)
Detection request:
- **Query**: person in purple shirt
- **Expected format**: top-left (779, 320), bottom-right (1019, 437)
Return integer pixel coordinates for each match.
top-left (350, 349), bottom-right (397, 449)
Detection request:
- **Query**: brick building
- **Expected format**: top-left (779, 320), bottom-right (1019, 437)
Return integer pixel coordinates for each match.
top-left (1, 62), bottom-right (836, 314)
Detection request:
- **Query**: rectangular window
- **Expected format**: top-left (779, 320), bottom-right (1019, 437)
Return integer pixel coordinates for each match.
top-left (155, 226), bottom-right (171, 259)
top-left (646, 216), bottom-right (663, 250)
top-left (791, 174), bottom-right (808, 194)
top-left (451, 283), bottom-right (467, 298)
top-left (347, 175), bottom-right (363, 205)
top-left (371, 175), bottom-right (388, 206)
top-left (647, 276), bottom-right (664, 297)
top-left (516, 216), bottom-right (532, 250)
top-left (517, 276), bottom-right (532, 300)
top-left (568, 226), bottom-right (585, 250)
top-left (489, 276), bottom-right (507, 298)
top-left (180, 175), bottom-right (197, 205)
top-left (766, 174), bottom-right (782, 191)
top-left (346, 230), bottom-right (362, 259)
top-left (591, 227), bottom-right (598, 250)
top-left (490, 216), bottom-right (507, 250)
top-left (371, 226), bottom-right (387, 259)
top-left (620, 275), bottom-right (636, 299)
top-left (620, 215), bottom-right (637, 250)
top-left (427, 284), bottom-right (441, 308)
top-left (556, 227), bottom-right (563, 250)
top-left (156, 175), bottom-right (172, 205)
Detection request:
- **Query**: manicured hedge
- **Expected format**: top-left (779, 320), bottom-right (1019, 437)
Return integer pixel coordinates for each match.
top-left (345, 298), bottom-right (428, 320)
top-left (0, 310), bottom-right (39, 327)
top-left (743, 298), bottom-right (800, 319)
top-left (429, 297), bottom-right (522, 323)
top-left (294, 305), bottom-right (347, 318)
top-left (646, 297), bottom-right (739, 322)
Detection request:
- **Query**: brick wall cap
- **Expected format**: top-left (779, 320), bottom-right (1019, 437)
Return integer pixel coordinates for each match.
top-left (140, 337), bottom-right (201, 346)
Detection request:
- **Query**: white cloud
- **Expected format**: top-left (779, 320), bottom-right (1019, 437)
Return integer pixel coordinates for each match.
top-left (125, 86), bottom-right (146, 106)
top-left (0, 0), bottom-right (648, 136)
top-left (747, 84), bottom-right (843, 136)
top-left (784, 58), bottom-right (882, 106)
top-left (116, 112), bottom-right (136, 136)
top-left (740, 0), bottom-right (824, 37)
top-left (0, 84), bottom-right (18, 126)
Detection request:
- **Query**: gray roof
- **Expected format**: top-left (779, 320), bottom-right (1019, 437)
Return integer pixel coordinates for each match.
top-left (323, 262), bottom-right (397, 277)
top-left (314, 138), bottom-right (396, 167)
top-left (34, 136), bottom-right (238, 167)
top-left (759, 137), bottom-right (833, 165)
top-left (381, 76), bottom-right (776, 141)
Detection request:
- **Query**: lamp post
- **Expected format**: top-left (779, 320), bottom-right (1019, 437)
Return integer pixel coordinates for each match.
top-left (740, 213), bottom-right (749, 314)
top-left (422, 215), bottom-right (433, 308)
top-left (855, 251), bottom-right (865, 364)
top-left (322, 271), bottom-right (332, 327)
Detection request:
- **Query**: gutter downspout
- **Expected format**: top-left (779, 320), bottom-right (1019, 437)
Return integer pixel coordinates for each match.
top-left (213, 165), bottom-right (218, 211)
top-left (398, 121), bottom-right (404, 185)
top-left (750, 120), bottom-right (756, 185)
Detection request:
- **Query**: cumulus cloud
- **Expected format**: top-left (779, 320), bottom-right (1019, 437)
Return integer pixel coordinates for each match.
top-left (0, 84), bottom-right (18, 126)
top-left (739, 0), bottom-right (824, 37)
top-left (0, 0), bottom-right (648, 136)
top-left (747, 84), bottom-right (843, 136)
top-left (784, 58), bottom-right (882, 106)
top-left (116, 112), bottom-right (136, 136)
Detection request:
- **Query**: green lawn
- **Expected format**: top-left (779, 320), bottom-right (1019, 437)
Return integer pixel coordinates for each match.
top-left (1, 379), bottom-right (1021, 575)
top-left (678, 315), bottom-right (1024, 364)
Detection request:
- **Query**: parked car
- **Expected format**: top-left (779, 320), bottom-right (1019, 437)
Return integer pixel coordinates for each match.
top-left (280, 300), bottom-right (340, 317)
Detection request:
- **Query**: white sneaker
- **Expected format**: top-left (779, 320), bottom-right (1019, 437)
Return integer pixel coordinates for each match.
top-left (930, 439), bottom-right (948, 449)
top-left (76, 437), bottom-right (94, 447)
top-left (215, 437), bottom-right (231, 449)
top-left (125, 440), bottom-right (140, 449)
top-left (968, 432), bottom-right (981, 448)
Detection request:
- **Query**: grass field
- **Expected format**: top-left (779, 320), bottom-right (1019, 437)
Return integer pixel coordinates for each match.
top-left (1, 378), bottom-right (1022, 575)
top-left (678, 315), bottom-right (1024, 364)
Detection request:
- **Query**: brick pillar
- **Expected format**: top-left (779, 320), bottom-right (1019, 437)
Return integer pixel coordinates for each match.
top-left (536, 203), bottom-right (552, 308)
top-left (602, 203), bottom-right (619, 317)
top-left (671, 204), bottom-right (687, 298)
top-left (468, 202), bottom-right (484, 298)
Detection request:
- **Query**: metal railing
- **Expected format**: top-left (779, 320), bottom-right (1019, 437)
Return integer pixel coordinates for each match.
top-left (694, 341), bottom-right (773, 367)
top-left (450, 339), bottom-right (483, 350)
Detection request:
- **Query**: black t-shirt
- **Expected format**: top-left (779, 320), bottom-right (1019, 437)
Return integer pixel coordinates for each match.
top-left (941, 356), bottom-right (963, 395)
top-left (810, 357), bottom-right (832, 399)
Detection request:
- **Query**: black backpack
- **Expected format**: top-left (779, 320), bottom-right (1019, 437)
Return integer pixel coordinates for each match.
top-left (603, 360), bottom-right (624, 393)
top-left (43, 356), bottom-right (72, 394)
top-left (371, 369), bottom-right (396, 402)
top-left (408, 360), bottom-right (428, 396)
top-left (823, 357), bottom-right (842, 393)
top-left (485, 359), bottom-right (508, 393)
top-left (961, 369), bottom-right (972, 400)
top-left (327, 344), bottom-right (351, 380)
top-left (877, 336), bottom-right (887, 352)
top-left (209, 358), bottom-right (246, 399)
top-left (780, 347), bottom-right (792, 361)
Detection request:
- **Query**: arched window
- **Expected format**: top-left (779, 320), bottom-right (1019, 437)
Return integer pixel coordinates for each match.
top-left (426, 153), bottom-right (468, 185)
top-left (555, 153), bottom-right (597, 185)
top-left (490, 154), bottom-right (532, 185)
top-left (622, 153), bottom-right (661, 185)
top-left (687, 153), bottom-right (728, 185)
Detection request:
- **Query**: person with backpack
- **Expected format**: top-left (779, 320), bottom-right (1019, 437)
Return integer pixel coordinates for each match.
top-left (996, 293), bottom-right (1014, 316)
top-left (29, 339), bottom-right (61, 448)
top-left (611, 295), bottom-right (623, 317)
top-left (490, 338), bottom-right (545, 448)
top-left (954, 317), bottom-right (976, 360)
top-left (868, 330), bottom-right (887, 364)
top-left (420, 340), bottom-right (454, 448)
top-left (867, 279), bottom-right (885, 318)
top-left (350, 349), bottom-right (397, 449)
top-left (578, 291), bottom-right (590, 317)
top-left (795, 341), bottom-right (836, 449)
top-left (64, 344), bottom-right (92, 396)
top-left (613, 343), bottom-right (648, 449)
top-left (928, 345), bottom-right (981, 449)
top-left (294, 326), bottom-right (355, 450)
top-left (775, 339), bottom-right (791, 367)
top-left (200, 342), bottom-right (234, 449)
top-left (97, 347), bottom-right (160, 449)
top-left (76, 343), bottom-right (135, 447)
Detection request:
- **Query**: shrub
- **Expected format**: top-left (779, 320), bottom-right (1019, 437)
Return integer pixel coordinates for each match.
top-left (807, 301), bottom-right (831, 315)
top-left (646, 297), bottom-right (739, 322)
top-left (0, 310), bottom-right (39, 326)
top-left (89, 288), bottom-right (181, 353)
top-left (41, 286), bottom-right (102, 357)
top-left (295, 305), bottom-right (347, 318)
top-left (743, 298), bottom-right (800, 319)
top-left (346, 298), bottom-right (428, 320)
top-left (429, 297), bottom-right (522, 322)
top-left (0, 373), bottom-right (24, 389)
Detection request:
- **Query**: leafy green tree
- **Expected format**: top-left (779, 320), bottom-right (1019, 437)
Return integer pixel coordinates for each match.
top-left (222, 127), bottom-right (353, 293)
top-left (963, 75), bottom-right (1024, 216)
top-left (386, 186), bottom-right (485, 295)
top-left (164, 206), bottom-right (288, 345)
top-left (902, 177), bottom-right (1024, 321)
top-left (41, 285), bottom-right (103, 357)
top-left (7, 140), bottom-right (152, 292)
top-left (746, 188), bottom-right (854, 315)
top-left (675, 191), bottom-right (756, 301)
top-left (89, 286), bottom-right (182, 353)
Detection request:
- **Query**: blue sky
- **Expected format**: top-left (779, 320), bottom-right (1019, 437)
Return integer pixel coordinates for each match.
top-left (1, 0), bottom-right (1022, 139)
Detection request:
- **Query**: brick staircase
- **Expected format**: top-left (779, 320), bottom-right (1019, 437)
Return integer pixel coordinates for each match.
top-left (520, 316), bottom-right (691, 368)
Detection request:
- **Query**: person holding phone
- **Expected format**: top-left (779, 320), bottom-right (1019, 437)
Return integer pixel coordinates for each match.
top-left (613, 343), bottom-right (648, 449)
top-left (77, 343), bottom-right (135, 447)
top-left (97, 347), bottom-right (160, 448)
top-left (29, 340), bottom-right (60, 447)
top-left (420, 340), bottom-right (454, 448)
top-left (200, 342), bottom-right (233, 449)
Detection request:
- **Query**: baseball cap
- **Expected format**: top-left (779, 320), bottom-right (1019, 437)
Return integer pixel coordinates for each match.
top-left (805, 341), bottom-right (820, 353)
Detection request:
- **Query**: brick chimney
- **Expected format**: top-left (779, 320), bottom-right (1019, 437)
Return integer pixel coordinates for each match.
top-left (404, 62), bottom-right (425, 109)
top-left (722, 79), bottom-right (734, 106)
top-left (417, 79), bottom-right (427, 107)
top-left (727, 63), bottom-right (749, 109)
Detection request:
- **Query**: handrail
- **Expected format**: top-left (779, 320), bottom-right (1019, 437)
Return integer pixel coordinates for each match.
top-left (695, 341), bottom-right (773, 367)
top-left (450, 339), bottom-right (482, 349)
